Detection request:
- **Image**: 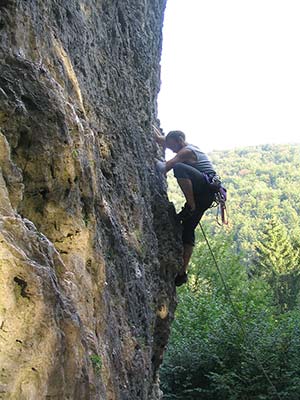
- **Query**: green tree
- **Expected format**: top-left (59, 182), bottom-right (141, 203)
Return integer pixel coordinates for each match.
top-left (253, 217), bottom-right (300, 312)
top-left (160, 235), bottom-right (300, 400)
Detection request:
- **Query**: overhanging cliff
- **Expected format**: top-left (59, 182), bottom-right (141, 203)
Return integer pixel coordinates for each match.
top-left (0, 1), bottom-right (182, 399)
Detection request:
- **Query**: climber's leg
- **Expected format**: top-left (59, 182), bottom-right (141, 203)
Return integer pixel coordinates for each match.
top-left (175, 188), bottom-right (215, 287)
top-left (176, 178), bottom-right (196, 211)
top-left (173, 163), bottom-right (208, 212)
top-left (173, 163), bottom-right (198, 210)
top-left (175, 208), bottom-right (204, 286)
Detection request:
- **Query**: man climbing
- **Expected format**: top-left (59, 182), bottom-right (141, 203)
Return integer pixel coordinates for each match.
top-left (154, 126), bottom-right (217, 286)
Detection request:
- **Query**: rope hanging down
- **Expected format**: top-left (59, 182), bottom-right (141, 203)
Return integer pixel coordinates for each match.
top-left (199, 222), bottom-right (282, 400)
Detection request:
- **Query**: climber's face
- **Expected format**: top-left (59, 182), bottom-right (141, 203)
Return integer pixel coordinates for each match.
top-left (166, 138), bottom-right (184, 153)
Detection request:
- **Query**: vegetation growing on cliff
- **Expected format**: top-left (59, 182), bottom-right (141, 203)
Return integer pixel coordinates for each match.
top-left (161, 144), bottom-right (300, 399)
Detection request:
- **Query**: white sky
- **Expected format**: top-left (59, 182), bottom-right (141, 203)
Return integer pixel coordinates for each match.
top-left (158, 0), bottom-right (300, 152)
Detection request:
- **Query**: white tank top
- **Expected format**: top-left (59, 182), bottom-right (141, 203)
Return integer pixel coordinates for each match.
top-left (185, 144), bottom-right (216, 175)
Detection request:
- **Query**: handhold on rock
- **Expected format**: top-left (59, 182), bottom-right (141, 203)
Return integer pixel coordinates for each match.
top-left (156, 160), bottom-right (166, 174)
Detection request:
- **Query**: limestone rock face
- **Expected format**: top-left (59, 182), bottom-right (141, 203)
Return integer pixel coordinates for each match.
top-left (0, 1), bottom-right (182, 399)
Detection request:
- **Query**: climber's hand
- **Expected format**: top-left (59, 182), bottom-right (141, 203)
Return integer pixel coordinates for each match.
top-left (152, 124), bottom-right (165, 146)
top-left (156, 159), bottom-right (166, 174)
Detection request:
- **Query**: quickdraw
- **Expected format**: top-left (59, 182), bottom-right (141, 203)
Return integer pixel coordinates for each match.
top-left (215, 186), bottom-right (228, 226)
top-left (205, 174), bottom-right (228, 225)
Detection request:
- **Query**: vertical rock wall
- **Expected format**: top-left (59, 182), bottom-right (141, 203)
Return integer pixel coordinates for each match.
top-left (0, 1), bottom-right (182, 399)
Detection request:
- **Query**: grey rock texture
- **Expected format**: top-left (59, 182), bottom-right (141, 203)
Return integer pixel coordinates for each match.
top-left (0, 1), bottom-right (182, 399)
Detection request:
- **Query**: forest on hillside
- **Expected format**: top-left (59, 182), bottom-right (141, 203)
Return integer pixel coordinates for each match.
top-left (161, 144), bottom-right (300, 400)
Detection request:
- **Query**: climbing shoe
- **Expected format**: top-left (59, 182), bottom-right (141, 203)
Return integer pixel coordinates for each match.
top-left (175, 272), bottom-right (188, 287)
top-left (176, 204), bottom-right (194, 222)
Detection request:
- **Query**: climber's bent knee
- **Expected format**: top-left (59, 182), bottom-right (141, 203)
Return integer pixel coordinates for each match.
top-left (173, 163), bottom-right (191, 179)
top-left (173, 163), bottom-right (209, 196)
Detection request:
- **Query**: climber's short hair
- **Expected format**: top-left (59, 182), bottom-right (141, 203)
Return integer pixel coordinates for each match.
top-left (166, 130), bottom-right (186, 142)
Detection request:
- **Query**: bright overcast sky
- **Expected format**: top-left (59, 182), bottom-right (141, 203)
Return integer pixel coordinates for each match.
top-left (158, 0), bottom-right (300, 152)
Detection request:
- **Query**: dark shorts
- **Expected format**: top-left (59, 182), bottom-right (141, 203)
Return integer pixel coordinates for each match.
top-left (173, 163), bottom-right (215, 246)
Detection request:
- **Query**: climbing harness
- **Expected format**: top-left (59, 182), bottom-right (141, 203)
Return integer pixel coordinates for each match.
top-left (199, 223), bottom-right (283, 400)
top-left (205, 174), bottom-right (228, 225)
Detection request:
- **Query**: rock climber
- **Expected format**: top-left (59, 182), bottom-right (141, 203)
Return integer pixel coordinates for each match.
top-left (153, 125), bottom-right (217, 286)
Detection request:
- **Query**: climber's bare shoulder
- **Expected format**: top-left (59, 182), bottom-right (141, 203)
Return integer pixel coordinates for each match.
top-left (177, 147), bottom-right (197, 163)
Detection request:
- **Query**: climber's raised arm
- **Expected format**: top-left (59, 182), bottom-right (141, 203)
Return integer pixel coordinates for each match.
top-left (152, 124), bottom-right (166, 147)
